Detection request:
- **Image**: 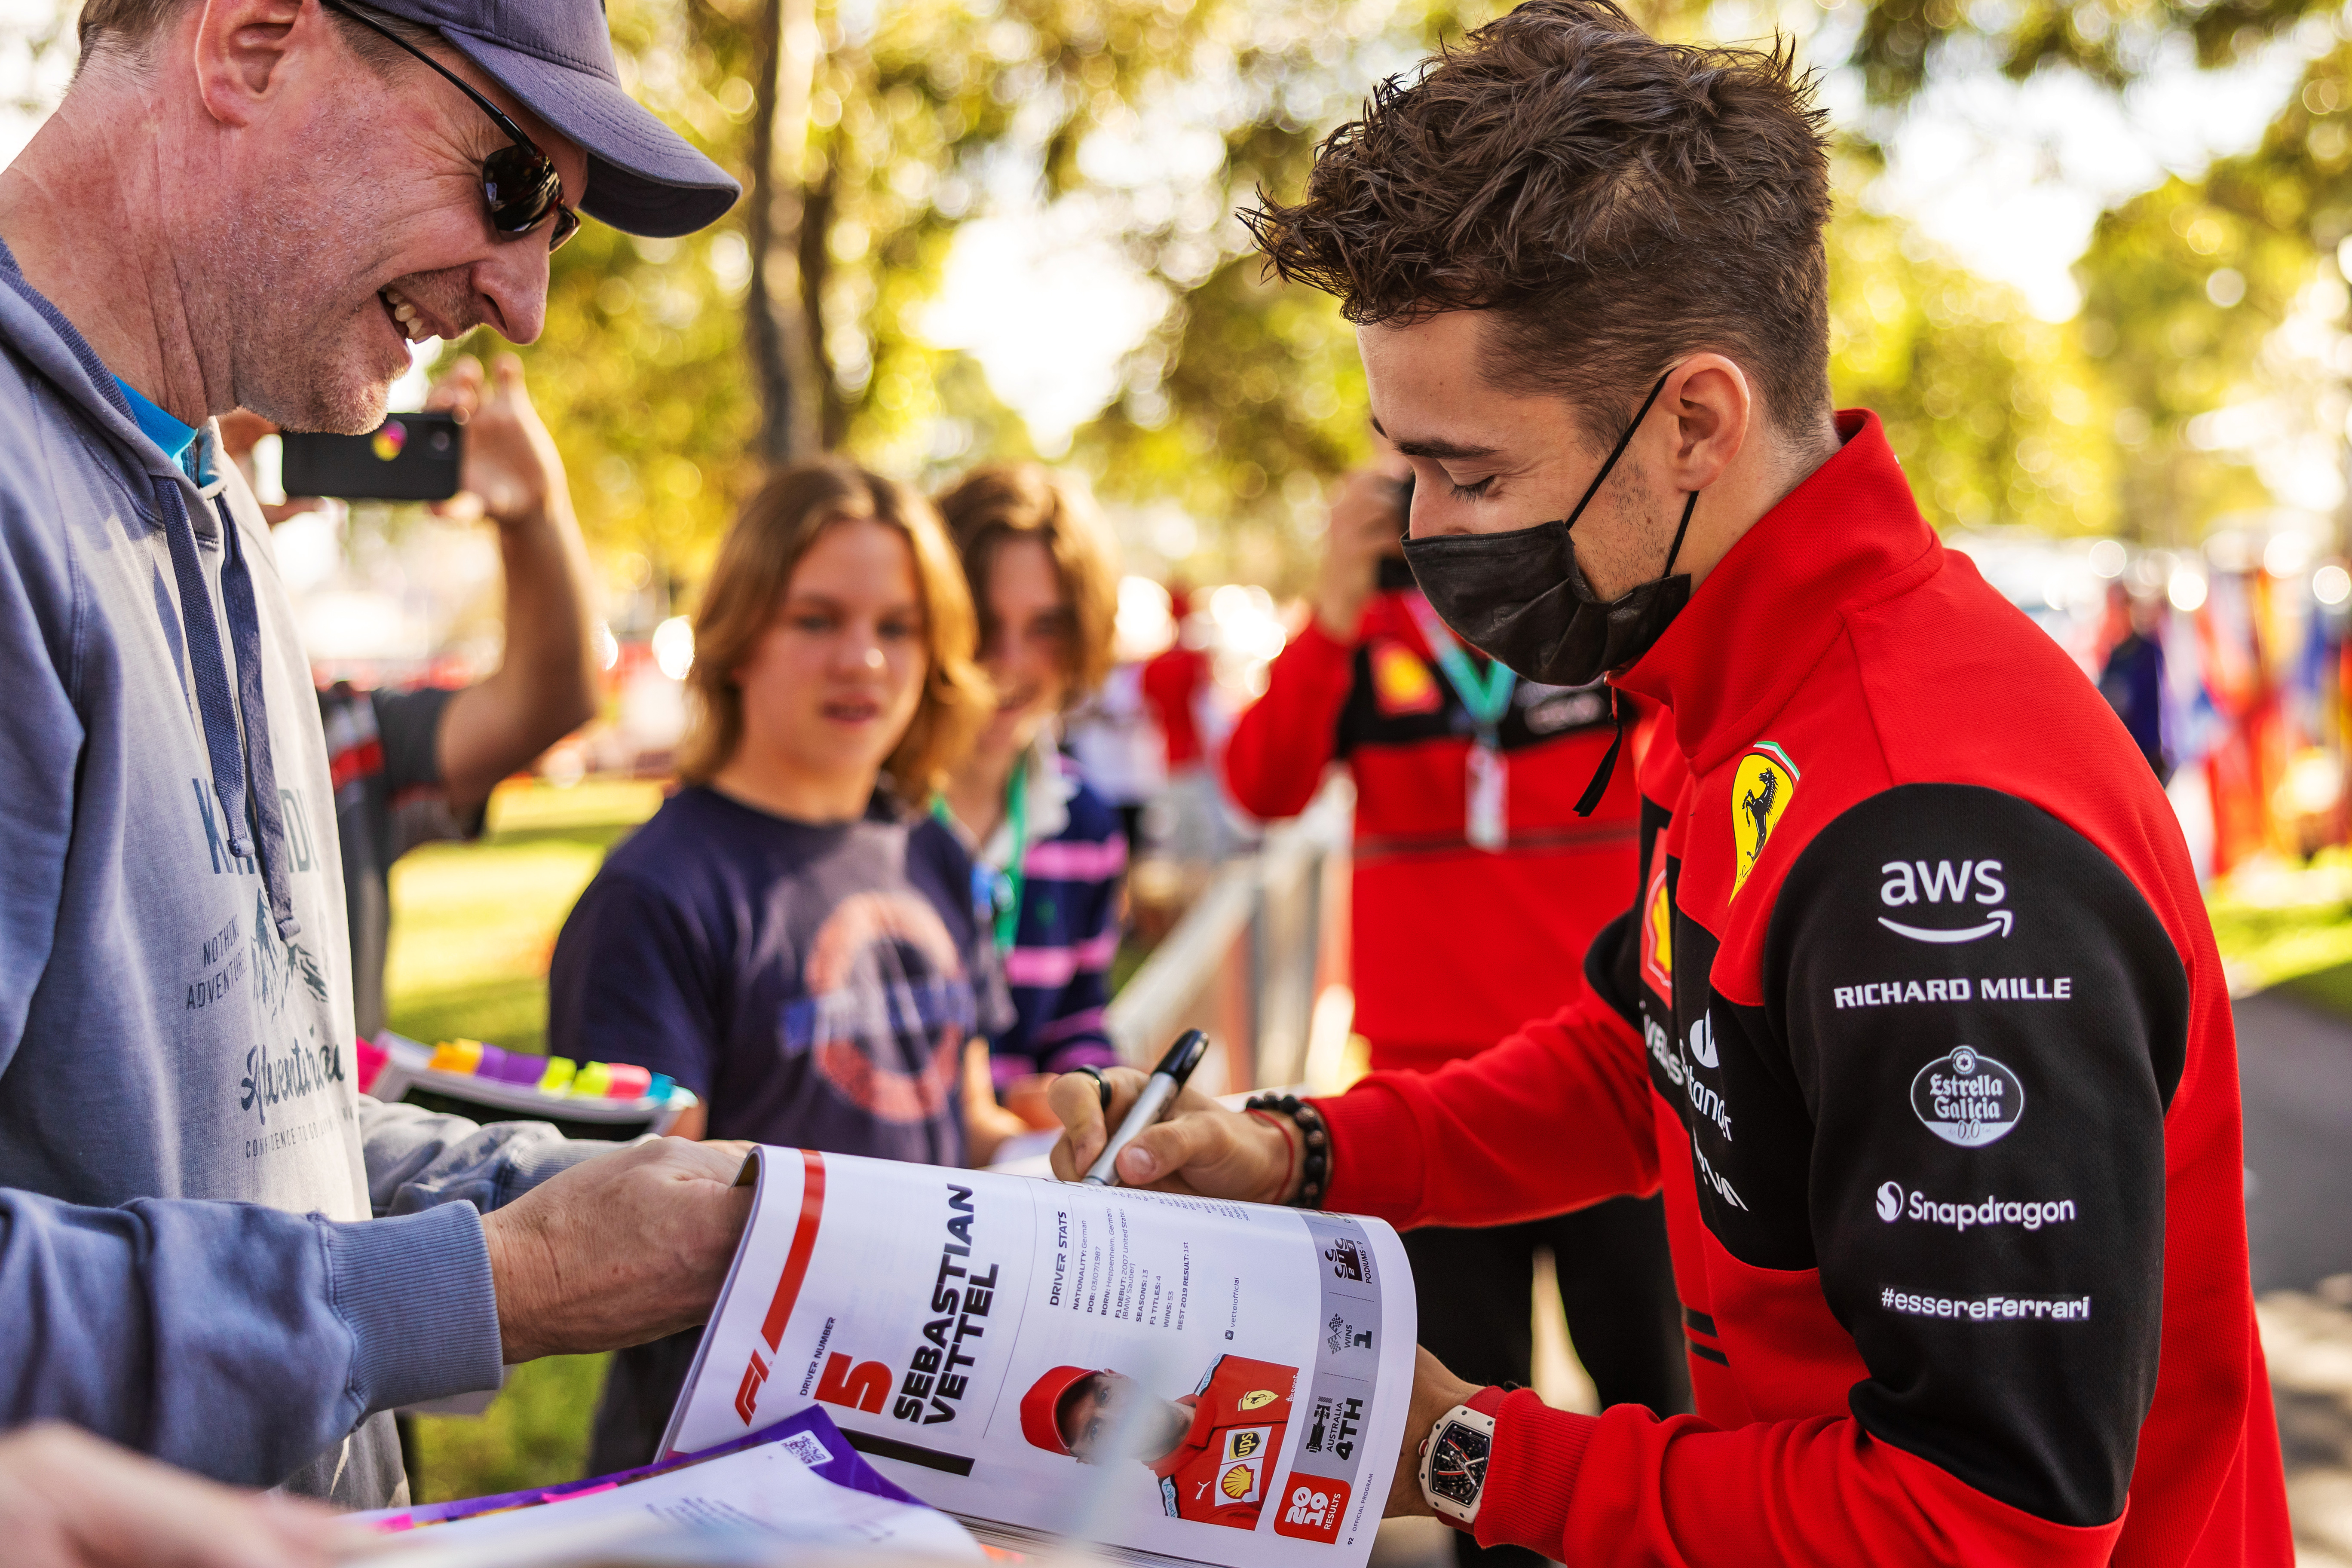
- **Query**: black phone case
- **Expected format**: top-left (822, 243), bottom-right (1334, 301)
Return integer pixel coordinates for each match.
top-left (281, 413), bottom-right (464, 502)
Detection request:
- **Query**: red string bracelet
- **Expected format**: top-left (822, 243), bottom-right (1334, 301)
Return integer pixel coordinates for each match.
top-left (1247, 1108), bottom-right (1299, 1203)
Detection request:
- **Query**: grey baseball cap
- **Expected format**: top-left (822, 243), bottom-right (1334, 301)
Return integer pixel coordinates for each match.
top-left (359, 0), bottom-right (739, 237)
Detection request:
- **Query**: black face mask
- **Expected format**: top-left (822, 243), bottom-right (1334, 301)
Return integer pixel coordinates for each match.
top-left (1400, 370), bottom-right (1696, 691)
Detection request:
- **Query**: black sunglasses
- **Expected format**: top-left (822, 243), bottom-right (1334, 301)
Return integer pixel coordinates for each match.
top-left (320, 0), bottom-right (579, 252)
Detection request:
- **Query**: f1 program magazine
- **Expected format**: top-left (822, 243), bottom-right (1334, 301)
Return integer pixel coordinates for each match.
top-left (660, 1148), bottom-right (1418, 1568)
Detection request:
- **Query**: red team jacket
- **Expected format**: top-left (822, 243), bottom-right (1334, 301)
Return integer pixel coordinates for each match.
top-left (1224, 590), bottom-right (1639, 1063)
top-left (1315, 413), bottom-right (2290, 1565)
top-left (1149, 1355), bottom-right (1297, 1529)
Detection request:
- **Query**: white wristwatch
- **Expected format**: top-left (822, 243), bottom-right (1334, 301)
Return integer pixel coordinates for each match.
top-left (1417, 1396), bottom-right (1501, 1528)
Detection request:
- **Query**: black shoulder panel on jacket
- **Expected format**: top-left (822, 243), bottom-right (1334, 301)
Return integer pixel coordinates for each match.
top-left (1761, 782), bottom-right (2189, 1528)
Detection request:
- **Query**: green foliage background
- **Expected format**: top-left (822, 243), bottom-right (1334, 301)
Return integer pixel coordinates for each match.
top-left (472, 0), bottom-right (2316, 608)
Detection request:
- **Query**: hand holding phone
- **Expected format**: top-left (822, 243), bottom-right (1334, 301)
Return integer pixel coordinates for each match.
top-left (425, 352), bottom-right (570, 529)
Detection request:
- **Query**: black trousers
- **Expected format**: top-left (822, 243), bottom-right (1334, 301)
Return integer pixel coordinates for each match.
top-left (1403, 1194), bottom-right (1687, 1568)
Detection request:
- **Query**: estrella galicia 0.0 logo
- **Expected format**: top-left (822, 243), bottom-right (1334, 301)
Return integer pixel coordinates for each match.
top-left (1909, 1046), bottom-right (2024, 1146)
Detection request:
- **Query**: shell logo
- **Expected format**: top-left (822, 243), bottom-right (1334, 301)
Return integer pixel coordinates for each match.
top-left (1221, 1463), bottom-right (1255, 1499)
top-left (1369, 640), bottom-right (1441, 716)
top-left (1639, 860), bottom-right (1672, 998)
top-left (371, 421), bottom-right (407, 461)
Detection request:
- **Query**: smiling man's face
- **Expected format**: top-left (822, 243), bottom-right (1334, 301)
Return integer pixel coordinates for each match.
top-left (1360, 309), bottom-right (1681, 605)
top-left (212, 7), bottom-right (588, 433)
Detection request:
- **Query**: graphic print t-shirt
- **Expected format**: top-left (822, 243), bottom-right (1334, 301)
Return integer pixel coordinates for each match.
top-left (547, 786), bottom-right (1005, 1164)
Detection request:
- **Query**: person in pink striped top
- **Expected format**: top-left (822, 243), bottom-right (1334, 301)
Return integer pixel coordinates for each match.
top-left (936, 465), bottom-right (1131, 1098)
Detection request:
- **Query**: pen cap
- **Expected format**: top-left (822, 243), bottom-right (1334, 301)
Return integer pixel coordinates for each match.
top-left (1156, 1028), bottom-right (1211, 1081)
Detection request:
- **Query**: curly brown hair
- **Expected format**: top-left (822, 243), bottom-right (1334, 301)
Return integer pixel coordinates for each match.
top-left (678, 460), bottom-right (991, 803)
top-left (934, 462), bottom-right (1122, 703)
top-left (1242, 0), bottom-right (1834, 444)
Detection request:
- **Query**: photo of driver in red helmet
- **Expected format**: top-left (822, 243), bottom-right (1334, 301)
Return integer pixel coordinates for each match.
top-left (1020, 1356), bottom-right (1298, 1529)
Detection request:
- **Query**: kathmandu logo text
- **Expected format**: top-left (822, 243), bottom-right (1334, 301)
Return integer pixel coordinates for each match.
top-left (1909, 1046), bottom-right (2024, 1146)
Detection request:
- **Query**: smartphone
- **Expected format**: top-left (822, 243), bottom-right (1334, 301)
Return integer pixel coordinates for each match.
top-left (280, 413), bottom-right (464, 502)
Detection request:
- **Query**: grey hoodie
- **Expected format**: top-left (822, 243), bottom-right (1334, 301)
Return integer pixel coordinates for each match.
top-left (0, 242), bottom-right (606, 1507)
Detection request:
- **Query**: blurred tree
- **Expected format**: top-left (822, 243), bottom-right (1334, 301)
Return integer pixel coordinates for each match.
top-left (2070, 41), bottom-right (2352, 544)
top-left (1830, 156), bottom-right (2119, 535)
top-left (496, 0), bottom-right (1235, 582)
top-left (1847, 0), bottom-right (2343, 109)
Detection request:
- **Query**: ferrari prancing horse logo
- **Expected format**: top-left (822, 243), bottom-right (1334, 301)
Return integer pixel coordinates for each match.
top-left (1730, 741), bottom-right (1799, 898)
top-left (1237, 1389), bottom-right (1278, 1411)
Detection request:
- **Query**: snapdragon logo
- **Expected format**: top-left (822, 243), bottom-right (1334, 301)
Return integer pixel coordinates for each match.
top-left (1876, 1181), bottom-right (2077, 1231)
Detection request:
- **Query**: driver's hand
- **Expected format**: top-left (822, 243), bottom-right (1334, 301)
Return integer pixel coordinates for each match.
top-left (1044, 1067), bottom-right (1302, 1202)
top-left (1385, 1346), bottom-right (1482, 1519)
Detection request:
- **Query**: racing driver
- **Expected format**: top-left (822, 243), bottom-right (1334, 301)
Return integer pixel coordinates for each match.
top-left (1047, 3), bottom-right (2291, 1564)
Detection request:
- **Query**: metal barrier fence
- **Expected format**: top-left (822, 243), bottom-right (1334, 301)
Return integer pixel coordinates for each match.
top-left (1103, 777), bottom-right (1356, 1098)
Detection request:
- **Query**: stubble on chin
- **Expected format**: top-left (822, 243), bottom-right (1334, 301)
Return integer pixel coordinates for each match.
top-left (206, 137), bottom-right (407, 435)
top-left (231, 294), bottom-right (401, 435)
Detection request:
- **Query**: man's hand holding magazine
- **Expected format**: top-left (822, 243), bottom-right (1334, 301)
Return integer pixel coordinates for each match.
top-left (483, 1137), bottom-right (755, 1361)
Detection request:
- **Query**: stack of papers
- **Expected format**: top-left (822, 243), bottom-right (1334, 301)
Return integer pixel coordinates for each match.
top-left (349, 1406), bottom-right (979, 1567)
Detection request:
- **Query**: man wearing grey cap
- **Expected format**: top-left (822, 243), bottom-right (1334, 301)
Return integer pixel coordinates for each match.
top-left (0, 0), bottom-right (747, 1511)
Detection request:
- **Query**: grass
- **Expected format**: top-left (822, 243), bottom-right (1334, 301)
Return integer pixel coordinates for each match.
top-left (406, 1355), bottom-right (613, 1503)
top-left (384, 778), bottom-right (661, 1502)
top-left (383, 778), bottom-right (662, 1056)
top-left (2205, 849), bottom-right (2352, 1019)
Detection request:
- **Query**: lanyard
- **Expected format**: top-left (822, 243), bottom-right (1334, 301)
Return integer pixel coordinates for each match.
top-left (994, 760), bottom-right (1030, 951)
top-left (1404, 592), bottom-right (1516, 739)
top-left (937, 756), bottom-right (1031, 951)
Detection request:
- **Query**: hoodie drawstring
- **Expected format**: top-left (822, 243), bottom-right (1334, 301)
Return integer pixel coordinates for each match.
top-left (213, 486), bottom-right (300, 943)
top-left (153, 459), bottom-right (301, 942)
top-left (155, 476), bottom-right (252, 857)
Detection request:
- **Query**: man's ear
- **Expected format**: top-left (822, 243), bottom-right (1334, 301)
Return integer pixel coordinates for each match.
top-left (192, 0), bottom-right (317, 127)
top-left (1660, 354), bottom-right (1752, 495)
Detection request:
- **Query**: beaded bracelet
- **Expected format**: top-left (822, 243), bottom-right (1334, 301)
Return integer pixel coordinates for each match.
top-left (1243, 1092), bottom-right (1329, 1208)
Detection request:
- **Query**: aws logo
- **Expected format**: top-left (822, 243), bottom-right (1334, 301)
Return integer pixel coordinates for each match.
top-left (1879, 858), bottom-right (2012, 944)
top-left (1730, 742), bottom-right (1798, 898)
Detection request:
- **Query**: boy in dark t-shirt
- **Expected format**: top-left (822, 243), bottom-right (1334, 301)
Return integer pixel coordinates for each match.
top-left (548, 785), bottom-right (1005, 1164)
top-left (559, 458), bottom-right (1005, 1472)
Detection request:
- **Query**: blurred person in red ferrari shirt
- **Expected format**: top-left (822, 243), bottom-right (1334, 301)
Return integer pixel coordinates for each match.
top-left (1140, 583), bottom-right (1210, 774)
top-left (1142, 582), bottom-right (1251, 863)
top-left (1223, 452), bottom-right (1687, 1568)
